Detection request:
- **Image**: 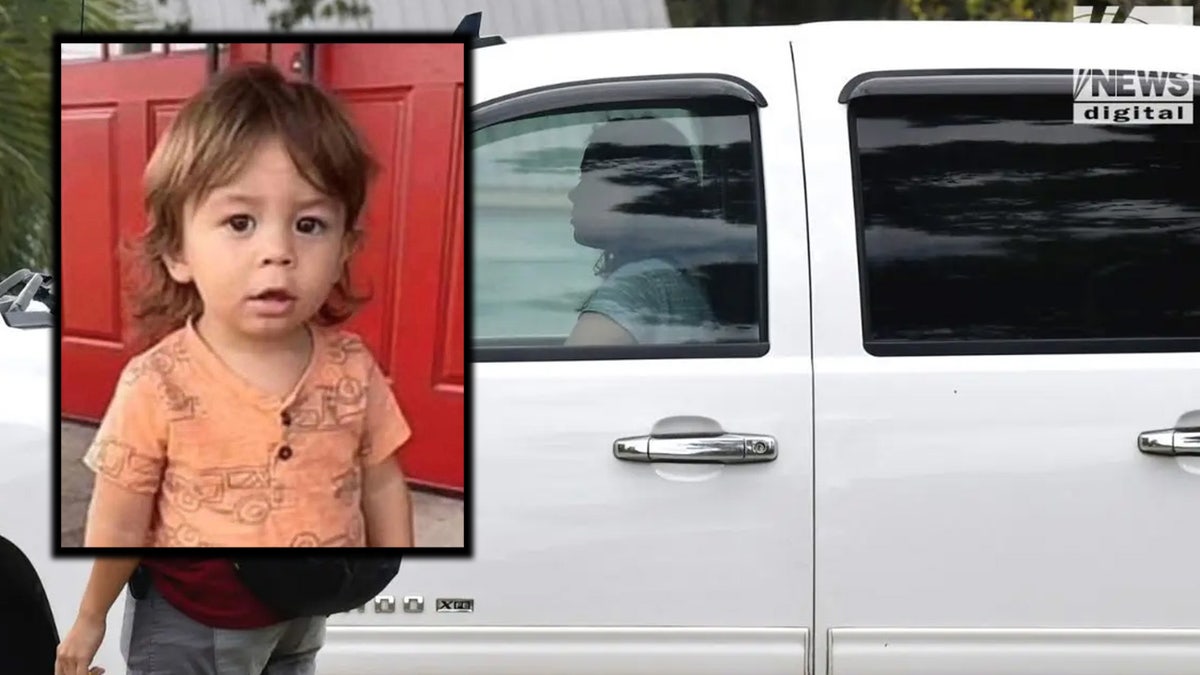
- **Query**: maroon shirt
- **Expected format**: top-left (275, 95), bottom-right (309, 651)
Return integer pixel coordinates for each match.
top-left (141, 559), bottom-right (282, 629)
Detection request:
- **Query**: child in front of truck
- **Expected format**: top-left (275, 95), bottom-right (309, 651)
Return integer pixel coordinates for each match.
top-left (55, 62), bottom-right (414, 675)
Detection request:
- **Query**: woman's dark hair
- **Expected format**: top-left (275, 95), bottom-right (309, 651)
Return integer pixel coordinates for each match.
top-left (578, 117), bottom-right (708, 277)
top-left (574, 116), bottom-right (758, 331)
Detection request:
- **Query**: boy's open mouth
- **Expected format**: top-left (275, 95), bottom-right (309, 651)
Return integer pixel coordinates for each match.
top-left (248, 288), bottom-right (296, 302)
top-left (245, 288), bottom-right (298, 317)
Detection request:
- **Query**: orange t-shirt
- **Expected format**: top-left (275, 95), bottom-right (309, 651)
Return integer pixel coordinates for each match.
top-left (82, 320), bottom-right (412, 547)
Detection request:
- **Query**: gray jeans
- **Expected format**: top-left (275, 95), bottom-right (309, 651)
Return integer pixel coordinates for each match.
top-left (120, 585), bottom-right (326, 675)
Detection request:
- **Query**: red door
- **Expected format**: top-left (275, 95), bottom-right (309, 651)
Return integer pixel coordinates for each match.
top-left (60, 43), bottom-right (465, 492)
top-left (301, 42), bottom-right (466, 493)
top-left (60, 45), bottom-right (210, 433)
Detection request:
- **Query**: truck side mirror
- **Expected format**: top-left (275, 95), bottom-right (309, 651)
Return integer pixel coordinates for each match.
top-left (0, 269), bottom-right (54, 329)
top-left (2, 310), bottom-right (53, 329)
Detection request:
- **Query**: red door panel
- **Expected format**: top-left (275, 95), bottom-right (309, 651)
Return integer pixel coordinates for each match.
top-left (334, 98), bottom-right (401, 365)
top-left (60, 107), bottom-right (119, 341)
top-left (319, 44), bottom-right (466, 492)
top-left (60, 51), bottom-right (208, 423)
top-left (60, 44), bottom-right (466, 492)
top-left (386, 83), bottom-right (465, 491)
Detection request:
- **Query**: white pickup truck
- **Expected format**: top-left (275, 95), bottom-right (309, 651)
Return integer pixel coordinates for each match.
top-left (12, 18), bottom-right (1200, 675)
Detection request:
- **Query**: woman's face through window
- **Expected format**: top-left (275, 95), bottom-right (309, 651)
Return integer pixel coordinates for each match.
top-left (567, 164), bottom-right (641, 250)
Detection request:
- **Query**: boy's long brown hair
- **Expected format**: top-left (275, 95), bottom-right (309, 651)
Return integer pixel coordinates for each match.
top-left (126, 61), bottom-right (377, 352)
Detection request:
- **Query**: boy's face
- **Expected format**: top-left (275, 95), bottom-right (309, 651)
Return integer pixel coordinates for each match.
top-left (165, 135), bottom-right (354, 342)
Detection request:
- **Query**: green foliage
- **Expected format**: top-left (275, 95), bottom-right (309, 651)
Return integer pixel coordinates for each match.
top-left (906, 0), bottom-right (1073, 20)
top-left (155, 0), bottom-right (374, 31)
top-left (0, 0), bottom-right (130, 273)
top-left (253, 0), bottom-right (373, 30)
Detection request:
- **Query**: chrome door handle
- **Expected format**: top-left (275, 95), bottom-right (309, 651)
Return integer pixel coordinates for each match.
top-left (613, 416), bottom-right (777, 464)
top-left (614, 429), bottom-right (772, 461)
top-left (614, 433), bottom-right (777, 463)
top-left (1138, 428), bottom-right (1200, 456)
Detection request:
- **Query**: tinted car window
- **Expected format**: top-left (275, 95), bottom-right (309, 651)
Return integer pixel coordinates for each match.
top-left (473, 99), bottom-right (763, 356)
top-left (852, 94), bottom-right (1199, 353)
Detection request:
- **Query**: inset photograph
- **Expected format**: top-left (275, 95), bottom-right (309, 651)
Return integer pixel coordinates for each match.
top-left (57, 38), bottom-right (467, 552)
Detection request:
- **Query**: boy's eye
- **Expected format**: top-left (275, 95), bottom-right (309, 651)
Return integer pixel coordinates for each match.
top-left (296, 217), bottom-right (328, 235)
top-left (224, 215), bottom-right (255, 233)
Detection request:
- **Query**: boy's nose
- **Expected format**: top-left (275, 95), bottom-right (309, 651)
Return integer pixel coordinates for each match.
top-left (259, 228), bottom-right (296, 267)
top-left (261, 251), bottom-right (295, 267)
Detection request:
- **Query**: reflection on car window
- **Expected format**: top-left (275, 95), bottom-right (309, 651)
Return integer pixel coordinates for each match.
top-left (473, 100), bottom-right (762, 351)
top-left (852, 94), bottom-right (1200, 348)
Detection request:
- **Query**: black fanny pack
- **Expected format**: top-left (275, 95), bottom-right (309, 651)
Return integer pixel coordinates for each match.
top-left (232, 557), bottom-right (402, 618)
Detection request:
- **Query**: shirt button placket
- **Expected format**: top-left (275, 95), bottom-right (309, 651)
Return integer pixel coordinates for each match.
top-left (278, 408), bottom-right (293, 461)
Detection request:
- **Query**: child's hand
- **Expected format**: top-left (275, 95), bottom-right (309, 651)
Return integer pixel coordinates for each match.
top-left (54, 613), bottom-right (106, 675)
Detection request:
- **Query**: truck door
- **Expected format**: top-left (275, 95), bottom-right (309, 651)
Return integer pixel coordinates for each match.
top-left (321, 39), bottom-right (815, 674)
top-left (802, 59), bottom-right (1200, 673)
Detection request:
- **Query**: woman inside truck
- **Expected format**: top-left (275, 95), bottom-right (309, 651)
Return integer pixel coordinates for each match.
top-left (564, 116), bottom-right (721, 346)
